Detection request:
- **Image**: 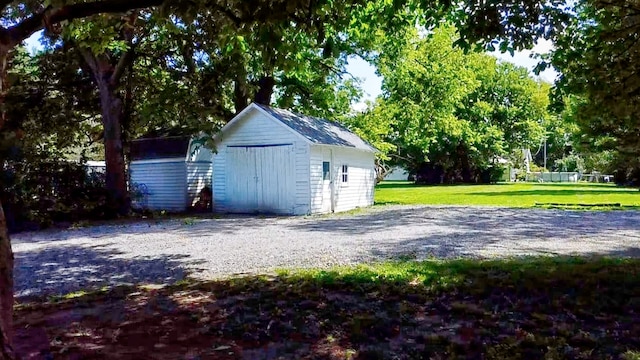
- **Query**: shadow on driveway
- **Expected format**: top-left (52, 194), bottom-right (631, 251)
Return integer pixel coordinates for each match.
top-left (288, 206), bottom-right (640, 236)
top-left (15, 243), bottom-right (205, 300)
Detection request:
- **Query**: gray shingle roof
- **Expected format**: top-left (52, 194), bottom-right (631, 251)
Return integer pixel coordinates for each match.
top-left (255, 104), bottom-right (377, 152)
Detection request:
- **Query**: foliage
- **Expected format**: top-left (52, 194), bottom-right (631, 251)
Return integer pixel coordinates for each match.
top-left (342, 99), bottom-right (396, 160)
top-left (554, 154), bottom-right (585, 173)
top-left (0, 46), bottom-right (108, 232)
top-left (4, 46), bottom-right (101, 160)
top-left (374, 181), bottom-right (640, 208)
top-left (546, 0), bottom-right (640, 184)
top-left (15, 257), bottom-right (640, 358)
top-left (365, 25), bottom-right (550, 184)
top-left (1, 159), bottom-right (109, 233)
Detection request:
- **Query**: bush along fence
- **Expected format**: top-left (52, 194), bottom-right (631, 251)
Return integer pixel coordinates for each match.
top-left (0, 160), bottom-right (109, 233)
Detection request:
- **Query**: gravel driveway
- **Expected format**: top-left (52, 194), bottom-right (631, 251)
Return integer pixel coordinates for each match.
top-left (13, 205), bottom-right (640, 299)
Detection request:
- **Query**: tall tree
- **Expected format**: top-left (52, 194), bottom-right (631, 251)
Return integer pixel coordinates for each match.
top-left (64, 13), bottom-right (143, 215)
top-left (367, 25), bottom-right (549, 183)
top-left (546, 0), bottom-right (640, 183)
top-left (0, 2), bottom-right (171, 357)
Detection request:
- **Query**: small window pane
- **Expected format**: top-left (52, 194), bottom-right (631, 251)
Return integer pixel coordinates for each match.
top-left (341, 165), bottom-right (348, 183)
top-left (323, 162), bottom-right (330, 180)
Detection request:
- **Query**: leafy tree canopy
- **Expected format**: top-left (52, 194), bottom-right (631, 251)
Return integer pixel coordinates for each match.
top-left (357, 25), bottom-right (552, 183)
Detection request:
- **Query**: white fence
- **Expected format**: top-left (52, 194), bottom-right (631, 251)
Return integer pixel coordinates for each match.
top-left (523, 172), bottom-right (613, 183)
top-left (525, 172), bottom-right (580, 182)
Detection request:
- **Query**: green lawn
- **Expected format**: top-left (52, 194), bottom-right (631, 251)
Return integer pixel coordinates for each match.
top-left (375, 181), bottom-right (640, 209)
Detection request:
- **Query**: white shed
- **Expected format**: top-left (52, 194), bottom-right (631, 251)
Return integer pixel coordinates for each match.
top-left (212, 103), bottom-right (377, 215)
top-left (129, 133), bottom-right (213, 212)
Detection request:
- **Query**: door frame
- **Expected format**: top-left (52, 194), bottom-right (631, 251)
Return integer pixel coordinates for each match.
top-left (322, 148), bottom-right (335, 213)
top-left (329, 149), bottom-right (335, 212)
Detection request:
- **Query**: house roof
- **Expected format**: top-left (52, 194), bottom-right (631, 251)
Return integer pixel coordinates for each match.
top-left (253, 104), bottom-right (377, 152)
top-left (130, 135), bottom-right (191, 161)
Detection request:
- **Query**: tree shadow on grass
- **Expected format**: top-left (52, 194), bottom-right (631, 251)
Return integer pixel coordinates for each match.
top-left (15, 257), bottom-right (640, 359)
top-left (375, 182), bottom-right (519, 189)
top-left (468, 189), bottom-right (640, 196)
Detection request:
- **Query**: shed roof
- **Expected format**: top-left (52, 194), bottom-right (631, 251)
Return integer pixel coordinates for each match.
top-left (130, 135), bottom-right (191, 161)
top-left (253, 104), bottom-right (377, 152)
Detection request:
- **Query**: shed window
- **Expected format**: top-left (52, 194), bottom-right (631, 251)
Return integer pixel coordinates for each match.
top-left (323, 162), bottom-right (330, 180)
top-left (341, 165), bottom-right (348, 183)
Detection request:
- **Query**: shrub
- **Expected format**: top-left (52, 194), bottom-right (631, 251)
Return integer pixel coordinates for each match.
top-left (554, 154), bottom-right (585, 172)
top-left (1, 159), bottom-right (109, 233)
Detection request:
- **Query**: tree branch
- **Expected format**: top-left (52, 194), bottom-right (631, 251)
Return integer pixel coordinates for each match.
top-left (110, 44), bottom-right (136, 85)
top-left (5, 0), bottom-right (165, 47)
top-left (79, 48), bottom-right (99, 75)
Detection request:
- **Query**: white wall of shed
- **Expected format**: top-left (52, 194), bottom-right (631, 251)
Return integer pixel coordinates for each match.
top-left (185, 137), bottom-right (214, 208)
top-left (309, 146), bottom-right (326, 214)
top-left (186, 137), bottom-right (214, 162)
top-left (187, 161), bottom-right (213, 207)
top-left (212, 109), bottom-right (310, 214)
top-left (309, 146), bottom-right (375, 214)
top-left (333, 147), bottom-right (375, 212)
top-left (130, 160), bottom-right (187, 211)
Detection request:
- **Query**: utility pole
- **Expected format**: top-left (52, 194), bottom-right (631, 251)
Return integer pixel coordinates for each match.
top-left (543, 137), bottom-right (547, 171)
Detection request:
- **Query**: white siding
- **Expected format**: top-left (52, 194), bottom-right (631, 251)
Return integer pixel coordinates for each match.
top-left (186, 141), bottom-right (214, 209)
top-left (293, 142), bottom-right (311, 215)
top-left (331, 147), bottom-right (376, 213)
top-left (225, 145), bottom-right (295, 214)
top-left (187, 138), bottom-right (214, 162)
top-left (130, 160), bottom-right (187, 211)
top-left (213, 109), bottom-right (310, 214)
top-left (309, 146), bottom-right (375, 214)
top-left (213, 148), bottom-right (226, 212)
top-left (216, 111), bottom-right (300, 146)
top-left (309, 146), bottom-right (325, 213)
top-left (186, 161), bottom-right (213, 207)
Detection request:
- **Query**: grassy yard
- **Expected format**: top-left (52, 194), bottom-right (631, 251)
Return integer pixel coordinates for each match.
top-left (375, 181), bottom-right (640, 209)
top-left (15, 257), bottom-right (640, 359)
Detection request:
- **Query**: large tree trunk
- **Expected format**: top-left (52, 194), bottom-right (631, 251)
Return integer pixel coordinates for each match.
top-left (98, 79), bottom-right (129, 216)
top-left (0, 46), bottom-right (16, 360)
top-left (81, 51), bottom-right (130, 217)
top-left (233, 75), bottom-right (250, 113)
top-left (0, 204), bottom-right (14, 360)
top-left (254, 75), bottom-right (275, 106)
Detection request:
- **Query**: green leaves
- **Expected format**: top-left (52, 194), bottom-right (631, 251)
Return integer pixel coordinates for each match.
top-left (547, 0), bottom-right (640, 181)
top-left (367, 24), bottom-right (551, 180)
top-left (62, 14), bottom-right (131, 56)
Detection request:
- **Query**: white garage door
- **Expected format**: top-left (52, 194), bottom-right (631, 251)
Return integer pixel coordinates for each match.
top-left (225, 144), bottom-right (295, 214)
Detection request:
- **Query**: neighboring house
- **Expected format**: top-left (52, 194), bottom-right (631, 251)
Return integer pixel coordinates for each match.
top-left (212, 103), bottom-right (377, 215)
top-left (384, 166), bottom-right (410, 181)
top-left (129, 131), bottom-right (213, 212)
top-left (84, 160), bottom-right (106, 174)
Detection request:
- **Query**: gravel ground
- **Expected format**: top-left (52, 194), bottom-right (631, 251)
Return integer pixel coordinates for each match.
top-left (13, 205), bottom-right (640, 299)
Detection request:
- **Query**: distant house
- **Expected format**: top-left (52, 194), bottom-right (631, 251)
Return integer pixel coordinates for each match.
top-left (212, 103), bottom-right (377, 215)
top-left (84, 160), bottom-right (106, 175)
top-left (384, 166), bottom-right (410, 181)
top-left (129, 130), bottom-right (213, 212)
